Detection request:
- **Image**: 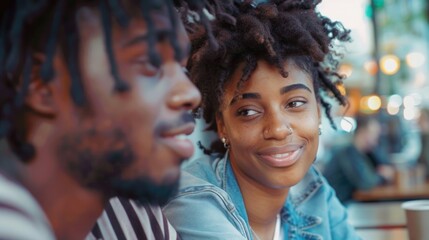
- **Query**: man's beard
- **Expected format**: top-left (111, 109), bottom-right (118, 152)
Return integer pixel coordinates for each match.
top-left (58, 128), bottom-right (179, 205)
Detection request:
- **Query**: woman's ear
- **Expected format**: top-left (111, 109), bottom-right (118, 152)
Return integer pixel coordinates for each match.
top-left (215, 113), bottom-right (226, 139)
top-left (317, 105), bottom-right (321, 125)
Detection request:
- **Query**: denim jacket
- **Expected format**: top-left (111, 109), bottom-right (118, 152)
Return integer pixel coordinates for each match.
top-left (163, 154), bottom-right (361, 240)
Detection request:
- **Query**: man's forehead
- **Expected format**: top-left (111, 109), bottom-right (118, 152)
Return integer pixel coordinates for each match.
top-left (77, 4), bottom-right (176, 41)
top-left (122, 12), bottom-right (173, 35)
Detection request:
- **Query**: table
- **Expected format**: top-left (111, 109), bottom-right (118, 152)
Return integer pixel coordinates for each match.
top-left (353, 180), bottom-right (429, 202)
top-left (355, 228), bottom-right (408, 240)
top-left (347, 201), bottom-right (406, 228)
top-left (347, 201), bottom-right (409, 240)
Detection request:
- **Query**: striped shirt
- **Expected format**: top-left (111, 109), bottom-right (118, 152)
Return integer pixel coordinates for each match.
top-left (0, 173), bottom-right (55, 240)
top-left (87, 197), bottom-right (180, 240)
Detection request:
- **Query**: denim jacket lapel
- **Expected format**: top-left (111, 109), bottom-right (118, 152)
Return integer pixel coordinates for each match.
top-left (283, 168), bottom-right (324, 239)
top-left (215, 153), bottom-right (324, 240)
top-left (215, 153), bottom-right (253, 239)
top-left (216, 153), bottom-right (250, 225)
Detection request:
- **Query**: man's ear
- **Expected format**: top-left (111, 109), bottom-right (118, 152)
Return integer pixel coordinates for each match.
top-left (25, 81), bottom-right (55, 117)
top-left (24, 55), bottom-right (56, 118)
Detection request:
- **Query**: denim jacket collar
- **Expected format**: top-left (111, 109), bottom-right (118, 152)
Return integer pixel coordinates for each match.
top-left (215, 152), bottom-right (323, 239)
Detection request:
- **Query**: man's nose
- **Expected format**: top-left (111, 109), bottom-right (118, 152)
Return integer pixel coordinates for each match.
top-left (165, 64), bottom-right (201, 111)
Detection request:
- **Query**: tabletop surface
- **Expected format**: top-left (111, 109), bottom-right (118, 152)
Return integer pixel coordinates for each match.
top-left (347, 201), bottom-right (406, 228)
top-left (355, 228), bottom-right (408, 240)
top-left (347, 201), bottom-right (409, 240)
top-left (353, 180), bottom-right (429, 202)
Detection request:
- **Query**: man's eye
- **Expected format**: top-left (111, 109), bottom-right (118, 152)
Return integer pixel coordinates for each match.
top-left (135, 60), bottom-right (161, 78)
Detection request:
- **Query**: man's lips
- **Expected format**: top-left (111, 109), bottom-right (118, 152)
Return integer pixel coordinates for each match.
top-left (161, 122), bottom-right (195, 137)
top-left (161, 122), bottom-right (196, 160)
top-left (257, 144), bottom-right (303, 168)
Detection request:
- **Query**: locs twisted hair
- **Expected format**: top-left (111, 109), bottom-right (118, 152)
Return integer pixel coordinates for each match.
top-left (184, 0), bottom-right (351, 154)
top-left (0, 0), bottom-right (229, 162)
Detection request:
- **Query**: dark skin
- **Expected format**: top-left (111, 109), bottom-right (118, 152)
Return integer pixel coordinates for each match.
top-left (217, 60), bottom-right (320, 240)
top-left (17, 7), bottom-right (200, 239)
top-left (184, 1), bottom-right (350, 239)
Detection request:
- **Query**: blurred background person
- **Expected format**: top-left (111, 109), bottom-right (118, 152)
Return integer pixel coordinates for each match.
top-left (323, 113), bottom-right (395, 204)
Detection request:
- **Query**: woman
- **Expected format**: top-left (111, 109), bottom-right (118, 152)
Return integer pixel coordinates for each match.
top-left (164, 0), bottom-right (360, 239)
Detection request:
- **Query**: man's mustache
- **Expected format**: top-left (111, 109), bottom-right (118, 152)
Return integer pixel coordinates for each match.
top-left (154, 112), bottom-right (196, 135)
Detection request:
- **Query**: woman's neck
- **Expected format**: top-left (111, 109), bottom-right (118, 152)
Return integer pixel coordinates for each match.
top-left (231, 162), bottom-right (288, 240)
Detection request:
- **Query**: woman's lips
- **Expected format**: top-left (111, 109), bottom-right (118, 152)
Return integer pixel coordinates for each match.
top-left (257, 145), bottom-right (303, 168)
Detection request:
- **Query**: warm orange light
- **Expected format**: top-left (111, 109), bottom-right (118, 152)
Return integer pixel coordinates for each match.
top-left (380, 55), bottom-right (400, 75)
top-left (360, 95), bottom-right (381, 113)
top-left (336, 83), bottom-right (347, 96)
top-left (338, 63), bottom-right (353, 78)
top-left (364, 60), bottom-right (378, 76)
top-left (367, 95), bottom-right (382, 111)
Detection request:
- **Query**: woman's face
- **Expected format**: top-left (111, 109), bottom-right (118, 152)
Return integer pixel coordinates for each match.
top-left (216, 60), bottom-right (320, 190)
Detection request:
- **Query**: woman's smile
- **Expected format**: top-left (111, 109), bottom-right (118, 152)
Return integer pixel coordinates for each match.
top-left (257, 144), bottom-right (304, 168)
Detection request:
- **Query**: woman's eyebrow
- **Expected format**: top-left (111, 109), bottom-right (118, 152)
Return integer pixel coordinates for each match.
top-left (280, 83), bottom-right (312, 95)
top-left (229, 93), bottom-right (261, 106)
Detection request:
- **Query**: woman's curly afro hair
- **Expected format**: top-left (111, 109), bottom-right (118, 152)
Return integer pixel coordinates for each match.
top-left (182, 0), bottom-right (351, 154)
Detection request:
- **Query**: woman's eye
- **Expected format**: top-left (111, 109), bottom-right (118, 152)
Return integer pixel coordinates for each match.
top-left (237, 109), bottom-right (259, 117)
top-left (287, 100), bottom-right (306, 109)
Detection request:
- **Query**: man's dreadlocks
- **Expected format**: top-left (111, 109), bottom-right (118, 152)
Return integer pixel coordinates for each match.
top-left (184, 0), bottom-right (351, 155)
top-left (0, 0), bottom-right (231, 162)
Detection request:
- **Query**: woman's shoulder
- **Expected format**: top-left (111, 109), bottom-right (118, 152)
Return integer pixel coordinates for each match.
top-left (180, 154), bottom-right (226, 188)
top-left (289, 166), bottom-right (331, 205)
top-left (172, 154), bottom-right (231, 200)
top-left (164, 156), bottom-right (248, 239)
top-left (166, 154), bottom-right (239, 216)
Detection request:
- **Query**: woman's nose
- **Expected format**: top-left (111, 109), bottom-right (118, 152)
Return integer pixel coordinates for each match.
top-left (263, 112), bottom-right (292, 140)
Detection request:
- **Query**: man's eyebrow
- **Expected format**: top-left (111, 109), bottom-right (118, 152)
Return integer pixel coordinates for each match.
top-left (230, 93), bottom-right (261, 106)
top-left (280, 83), bottom-right (312, 95)
top-left (122, 29), bottom-right (190, 62)
top-left (122, 29), bottom-right (171, 47)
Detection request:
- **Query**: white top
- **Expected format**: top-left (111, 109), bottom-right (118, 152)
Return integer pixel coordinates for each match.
top-left (0, 173), bottom-right (55, 240)
top-left (273, 214), bottom-right (283, 240)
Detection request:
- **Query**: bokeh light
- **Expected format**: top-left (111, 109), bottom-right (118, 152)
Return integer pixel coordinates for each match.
top-left (340, 117), bottom-right (356, 133)
top-left (380, 54), bottom-right (400, 75)
top-left (367, 95), bottom-right (382, 111)
top-left (406, 52), bottom-right (425, 68)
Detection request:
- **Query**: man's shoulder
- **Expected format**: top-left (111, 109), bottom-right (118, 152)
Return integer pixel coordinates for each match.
top-left (0, 173), bottom-right (45, 218)
top-left (0, 173), bottom-right (55, 240)
top-left (88, 197), bottom-right (179, 240)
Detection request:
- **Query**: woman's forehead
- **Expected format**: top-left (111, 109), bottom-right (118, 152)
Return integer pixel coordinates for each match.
top-left (226, 60), bottom-right (313, 93)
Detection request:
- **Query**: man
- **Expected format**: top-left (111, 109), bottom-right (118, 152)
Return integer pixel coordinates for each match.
top-left (0, 0), bottom-right (217, 239)
top-left (323, 114), bottom-right (395, 203)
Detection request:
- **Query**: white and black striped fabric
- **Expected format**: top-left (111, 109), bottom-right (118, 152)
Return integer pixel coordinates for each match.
top-left (87, 197), bottom-right (180, 240)
top-left (0, 173), bottom-right (55, 240)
